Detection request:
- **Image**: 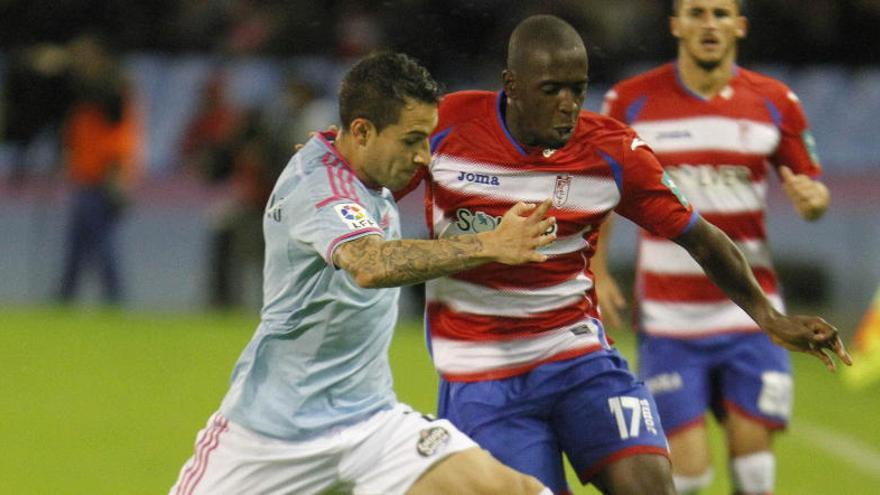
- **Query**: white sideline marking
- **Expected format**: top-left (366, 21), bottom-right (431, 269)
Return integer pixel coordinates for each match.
top-left (794, 419), bottom-right (880, 479)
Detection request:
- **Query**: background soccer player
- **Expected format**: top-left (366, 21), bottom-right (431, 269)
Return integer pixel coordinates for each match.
top-left (169, 52), bottom-right (556, 495)
top-left (596, 1), bottom-right (833, 494)
top-left (397, 14), bottom-right (849, 495)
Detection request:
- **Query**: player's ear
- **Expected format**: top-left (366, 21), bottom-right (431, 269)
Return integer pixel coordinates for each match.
top-left (735, 16), bottom-right (748, 39)
top-left (502, 70), bottom-right (517, 98)
top-left (670, 16), bottom-right (681, 38)
top-left (350, 118), bottom-right (374, 146)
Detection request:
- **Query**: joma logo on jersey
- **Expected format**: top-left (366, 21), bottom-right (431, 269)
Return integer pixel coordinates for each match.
top-left (655, 130), bottom-right (692, 140)
top-left (457, 171), bottom-right (500, 186)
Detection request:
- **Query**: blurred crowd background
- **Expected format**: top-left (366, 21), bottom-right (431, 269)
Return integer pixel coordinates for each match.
top-left (0, 0), bottom-right (877, 331)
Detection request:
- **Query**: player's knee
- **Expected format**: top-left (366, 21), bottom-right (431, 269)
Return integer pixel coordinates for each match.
top-left (599, 454), bottom-right (676, 495)
top-left (730, 451), bottom-right (775, 495)
top-left (673, 468), bottom-right (714, 495)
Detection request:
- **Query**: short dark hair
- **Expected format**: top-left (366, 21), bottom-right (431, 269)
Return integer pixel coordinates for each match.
top-left (672, 0), bottom-right (744, 15)
top-left (507, 15), bottom-right (586, 72)
top-left (338, 51), bottom-right (441, 132)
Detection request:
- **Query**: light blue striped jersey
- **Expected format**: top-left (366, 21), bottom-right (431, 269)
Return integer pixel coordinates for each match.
top-left (219, 132), bottom-right (402, 440)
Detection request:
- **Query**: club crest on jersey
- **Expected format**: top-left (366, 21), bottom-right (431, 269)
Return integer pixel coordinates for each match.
top-left (553, 175), bottom-right (572, 207)
top-left (333, 203), bottom-right (377, 230)
top-left (416, 427), bottom-right (450, 457)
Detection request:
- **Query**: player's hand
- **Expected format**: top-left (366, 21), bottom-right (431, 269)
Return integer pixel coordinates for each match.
top-left (779, 166), bottom-right (829, 221)
top-left (761, 313), bottom-right (852, 371)
top-left (594, 271), bottom-right (627, 329)
top-left (294, 125), bottom-right (340, 152)
top-left (482, 199), bottom-right (556, 265)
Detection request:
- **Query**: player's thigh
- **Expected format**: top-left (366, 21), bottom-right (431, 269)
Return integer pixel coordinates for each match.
top-left (407, 447), bottom-right (546, 495)
top-left (638, 335), bottom-right (712, 433)
top-left (438, 377), bottom-right (569, 493)
top-left (718, 332), bottom-right (791, 453)
top-left (593, 453), bottom-right (675, 495)
top-left (723, 408), bottom-right (776, 456)
top-left (667, 421), bottom-right (712, 475)
top-left (553, 352), bottom-right (669, 486)
top-left (345, 404), bottom-right (479, 495)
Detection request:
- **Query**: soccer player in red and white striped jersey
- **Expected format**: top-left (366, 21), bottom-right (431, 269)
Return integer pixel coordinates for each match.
top-left (398, 13), bottom-right (849, 495)
top-left (597, 1), bottom-right (833, 494)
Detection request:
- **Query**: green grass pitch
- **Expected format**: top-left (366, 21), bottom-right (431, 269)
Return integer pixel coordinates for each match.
top-left (1, 307), bottom-right (877, 494)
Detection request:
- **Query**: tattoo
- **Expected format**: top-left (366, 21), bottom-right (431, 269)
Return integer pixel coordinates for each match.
top-left (335, 234), bottom-right (489, 287)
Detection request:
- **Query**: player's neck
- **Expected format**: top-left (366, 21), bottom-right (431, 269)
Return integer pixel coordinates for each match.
top-left (332, 131), bottom-right (376, 188)
top-left (503, 100), bottom-right (539, 151)
top-left (676, 52), bottom-right (736, 99)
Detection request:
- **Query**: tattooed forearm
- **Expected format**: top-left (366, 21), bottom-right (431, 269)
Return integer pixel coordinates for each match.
top-left (335, 234), bottom-right (492, 288)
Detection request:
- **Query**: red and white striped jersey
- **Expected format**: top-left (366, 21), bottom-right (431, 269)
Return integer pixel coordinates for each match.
top-left (400, 90), bottom-right (696, 382)
top-left (603, 63), bottom-right (822, 338)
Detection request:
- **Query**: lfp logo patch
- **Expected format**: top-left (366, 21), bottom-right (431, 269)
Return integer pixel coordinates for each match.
top-left (334, 203), bottom-right (378, 230)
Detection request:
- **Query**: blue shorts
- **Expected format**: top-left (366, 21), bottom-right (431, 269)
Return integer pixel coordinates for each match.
top-left (438, 349), bottom-right (669, 494)
top-left (638, 331), bottom-right (792, 435)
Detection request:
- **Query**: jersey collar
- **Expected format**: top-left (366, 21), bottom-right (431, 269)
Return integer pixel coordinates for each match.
top-left (315, 131), bottom-right (383, 191)
top-left (495, 90), bottom-right (528, 156)
top-left (495, 90), bottom-right (568, 158)
top-left (673, 62), bottom-right (741, 102)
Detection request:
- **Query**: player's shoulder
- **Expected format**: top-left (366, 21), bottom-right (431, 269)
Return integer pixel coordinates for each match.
top-left (608, 63), bottom-right (677, 98)
top-left (577, 110), bottom-right (638, 145)
top-left (737, 67), bottom-right (798, 103)
top-left (573, 109), bottom-right (642, 158)
top-left (438, 90), bottom-right (496, 125)
top-left (280, 136), bottom-right (342, 197)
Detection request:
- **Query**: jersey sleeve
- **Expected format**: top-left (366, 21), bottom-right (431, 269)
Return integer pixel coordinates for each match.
top-left (612, 136), bottom-right (699, 239)
top-left (290, 170), bottom-right (384, 266)
top-left (770, 89), bottom-right (822, 178)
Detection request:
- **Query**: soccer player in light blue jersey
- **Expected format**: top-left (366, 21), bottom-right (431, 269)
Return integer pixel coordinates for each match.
top-left (169, 52), bottom-right (556, 495)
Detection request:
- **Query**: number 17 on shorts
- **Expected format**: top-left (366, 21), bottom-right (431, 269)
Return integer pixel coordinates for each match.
top-left (608, 396), bottom-right (660, 440)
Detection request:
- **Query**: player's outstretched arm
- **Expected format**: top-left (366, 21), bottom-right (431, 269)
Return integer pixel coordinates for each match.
top-left (334, 199), bottom-right (556, 288)
top-left (674, 217), bottom-right (851, 371)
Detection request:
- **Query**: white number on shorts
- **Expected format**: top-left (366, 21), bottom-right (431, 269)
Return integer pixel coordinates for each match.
top-left (758, 371), bottom-right (793, 419)
top-left (608, 396), bottom-right (658, 439)
top-left (608, 396), bottom-right (642, 439)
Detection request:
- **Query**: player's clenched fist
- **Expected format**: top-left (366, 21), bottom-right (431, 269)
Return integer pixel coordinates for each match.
top-left (481, 199), bottom-right (557, 265)
top-left (761, 313), bottom-right (852, 371)
top-left (779, 165), bottom-right (830, 221)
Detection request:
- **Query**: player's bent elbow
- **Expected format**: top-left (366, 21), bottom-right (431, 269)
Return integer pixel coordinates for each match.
top-left (348, 266), bottom-right (398, 288)
top-left (350, 270), bottom-right (383, 289)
